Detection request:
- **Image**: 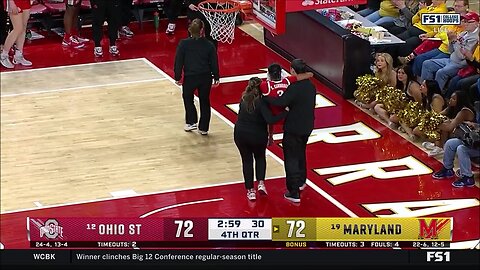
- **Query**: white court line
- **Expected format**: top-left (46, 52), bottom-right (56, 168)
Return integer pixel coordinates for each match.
top-left (140, 198), bottom-right (224, 218)
top-left (33, 202), bottom-right (42, 207)
top-left (0, 58), bottom-right (144, 74)
top-left (1, 175), bottom-right (284, 214)
top-left (140, 58), bottom-right (358, 218)
top-left (1, 78), bottom-right (168, 98)
top-left (110, 189), bottom-right (138, 198)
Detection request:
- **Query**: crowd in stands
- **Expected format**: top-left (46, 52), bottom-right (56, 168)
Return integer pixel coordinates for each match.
top-left (353, 0), bottom-right (479, 187)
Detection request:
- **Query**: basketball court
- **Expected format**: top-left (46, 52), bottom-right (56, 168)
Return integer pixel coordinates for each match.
top-left (0, 1), bottom-right (479, 250)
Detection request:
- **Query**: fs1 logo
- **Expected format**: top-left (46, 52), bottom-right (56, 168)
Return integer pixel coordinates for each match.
top-left (418, 218), bottom-right (450, 239)
top-left (427, 251), bottom-right (451, 262)
top-left (421, 13), bottom-right (461, 25)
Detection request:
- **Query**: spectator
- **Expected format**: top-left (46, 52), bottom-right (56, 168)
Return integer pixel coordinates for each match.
top-left (379, 0), bottom-right (419, 35)
top-left (445, 42), bottom-right (480, 99)
top-left (380, 0), bottom-right (447, 65)
top-left (365, 0), bottom-right (399, 25)
top-left (357, 0), bottom-right (381, 17)
top-left (402, 0), bottom-right (469, 77)
top-left (421, 12), bottom-right (479, 91)
top-left (432, 122), bottom-right (479, 187)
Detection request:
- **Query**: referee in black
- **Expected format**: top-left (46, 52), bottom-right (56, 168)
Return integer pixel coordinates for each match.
top-left (264, 59), bottom-right (316, 203)
top-left (174, 18), bottom-right (219, 135)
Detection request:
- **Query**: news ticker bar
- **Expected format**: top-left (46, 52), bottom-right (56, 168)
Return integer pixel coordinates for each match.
top-left (28, 217), bottom-right (452, 242)
top-left (1, 250), bottom-right (479, 266)
top-left (30, 241), bottom-right (451, 249)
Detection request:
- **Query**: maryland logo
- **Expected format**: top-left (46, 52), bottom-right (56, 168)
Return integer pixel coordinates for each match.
top-left (418, 218), bottom-right (450, 240)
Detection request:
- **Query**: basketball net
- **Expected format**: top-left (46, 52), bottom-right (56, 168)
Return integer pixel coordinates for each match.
top-left (198, 0), bottom-right (240, 44)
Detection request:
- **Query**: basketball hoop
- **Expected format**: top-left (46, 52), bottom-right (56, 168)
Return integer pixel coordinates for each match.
top-left (197, 0), bottom-right (241, 44)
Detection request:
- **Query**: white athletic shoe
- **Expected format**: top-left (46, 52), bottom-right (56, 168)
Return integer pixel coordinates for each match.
top-left (257, 181), bottom-right (267, 195)
top-left (422, 142), bottom-right (436, 150)
top-left (184, 123), bottom-right (198, 132)
top-left (109, 45), bottom-right (119, 56)
top-left (13, 52), bottom-right (32, 66)
top-left (94, 47), bottom-right (103, 57)
top-left (166, 23), bottom-right (176, 34)
top-left (1, 53), bottom-right (13, 68)
top-left (247, 189), bottom-right (256, 201)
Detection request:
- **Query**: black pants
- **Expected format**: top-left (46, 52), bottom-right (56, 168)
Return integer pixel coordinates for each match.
top-left (283, 132), bottom-right (309, 195)
top-left (120, 0), bottom-right (133, 27)
top-left (234, 128), bottom-right (268, 189)
top-left (90, 0), bottom-right (120, 47)
top-left (182, 74), bottom-right (212, 132)
top-left (187, 10), bottom-right (217, 49)
top-left (165, 0), bottom-right (181, 23)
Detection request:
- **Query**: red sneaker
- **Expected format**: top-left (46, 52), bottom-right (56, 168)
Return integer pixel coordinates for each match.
top-left (62, 36), bottom-right (85, 49)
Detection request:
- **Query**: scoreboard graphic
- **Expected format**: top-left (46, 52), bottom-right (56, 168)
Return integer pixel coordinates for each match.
top-left (27, 217), bottom-right (452, 249)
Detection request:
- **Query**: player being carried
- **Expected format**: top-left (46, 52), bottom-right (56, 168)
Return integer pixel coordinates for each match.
top-left (259, 63), bottom-right (313, 145)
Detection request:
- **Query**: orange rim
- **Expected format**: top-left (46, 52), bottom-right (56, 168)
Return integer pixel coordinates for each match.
top-left (197, 0), bottom-right (241, 13)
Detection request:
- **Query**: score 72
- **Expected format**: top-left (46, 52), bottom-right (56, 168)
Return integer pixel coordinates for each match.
top-left (286, 220), bottom-right (306, 238)
top-left (174, 220), bottom-right (194, 238)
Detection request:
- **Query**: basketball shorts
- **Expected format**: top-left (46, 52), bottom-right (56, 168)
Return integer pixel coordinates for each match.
top-left (66, 0), bottom-right (82, 6)
top-left (4, 0), bottom-right (31, 13)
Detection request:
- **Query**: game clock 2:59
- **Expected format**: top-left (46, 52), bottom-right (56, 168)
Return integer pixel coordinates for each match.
top-left (217, 219), bottom-right (241, 228)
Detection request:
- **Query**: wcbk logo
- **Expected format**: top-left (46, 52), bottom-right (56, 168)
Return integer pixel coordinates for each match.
top-left (426, 251), bottom-right (451, 262)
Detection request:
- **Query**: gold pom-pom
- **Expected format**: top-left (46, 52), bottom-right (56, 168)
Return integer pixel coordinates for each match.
top-left (417, 111), bottom-right (448, 141)
top-left (354, 74), bottom-right (382, 104)
top-left (377, 87), bottom-right (408, 114)
top-left (397, 101), bottom-right (426, 128)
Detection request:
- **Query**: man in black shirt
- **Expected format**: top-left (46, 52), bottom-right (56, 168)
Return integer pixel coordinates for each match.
top-left (174, 18), bottom-right (220, 135)
top-left (264, 59), bottom-right (316, 203)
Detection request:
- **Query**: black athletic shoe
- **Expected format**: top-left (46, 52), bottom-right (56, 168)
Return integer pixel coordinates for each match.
top-left (284, 191), bottom-right (300, 203)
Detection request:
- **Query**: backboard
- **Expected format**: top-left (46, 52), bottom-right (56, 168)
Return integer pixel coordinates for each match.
top-left (249, 0), bottom-right (367, 35)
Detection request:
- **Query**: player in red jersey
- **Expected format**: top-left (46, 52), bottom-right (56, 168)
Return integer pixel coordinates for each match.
top-left (259, 63), bottom-right (313, 145)
top-left (1, 0), bottom-right (32, 68)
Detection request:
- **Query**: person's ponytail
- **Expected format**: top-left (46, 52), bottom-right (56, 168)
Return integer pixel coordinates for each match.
top-left (242, 77), bottom-right (262, 113)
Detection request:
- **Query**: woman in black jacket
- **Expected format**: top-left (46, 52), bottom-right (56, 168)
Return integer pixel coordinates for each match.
top-left (234, 77), bottom-right (287, 201)
top-left (174, 18), bottom-right (219, 135)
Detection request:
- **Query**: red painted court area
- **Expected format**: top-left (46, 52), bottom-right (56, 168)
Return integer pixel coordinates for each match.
top-left (0, 20), bottom-right (479, 249)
